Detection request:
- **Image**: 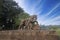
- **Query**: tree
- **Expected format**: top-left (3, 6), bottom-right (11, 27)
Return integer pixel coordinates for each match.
top-left (14, 12), bottom-right (30, 29)
top-left (0, 0), bottom-right (28, 30)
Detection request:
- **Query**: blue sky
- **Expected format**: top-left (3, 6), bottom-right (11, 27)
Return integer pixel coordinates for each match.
top-left (14, 0), bottom-right (60, 25)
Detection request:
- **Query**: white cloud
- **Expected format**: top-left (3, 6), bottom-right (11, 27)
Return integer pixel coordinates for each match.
top-left (50, 16), bottom-right (60, 21)
top-left (37, 3), bottom-right (60, 25)
top-left (14, 0), bottom-right (25, 8)
top-left (45, 21), bottom-right (60, 25)
top-left (39, 3), bottom-right (60, 20)
top-left (14, 0), bottom-right (32, 15)
top-left (14, 0), bottom-right (60, 25)
top-left (44, 3), bottom-right (60, 17)
top-left (41, 16), bottom-right (60, 25)
top-left (31, 0), bottom-right (42, 12)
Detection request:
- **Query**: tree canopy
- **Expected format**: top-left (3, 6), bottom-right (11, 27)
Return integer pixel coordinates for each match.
top-left (0, 0), bottom-right (30, 30)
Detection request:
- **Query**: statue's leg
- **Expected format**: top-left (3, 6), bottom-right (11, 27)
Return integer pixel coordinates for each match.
top-left (29, 23), bottom-right (33, 30)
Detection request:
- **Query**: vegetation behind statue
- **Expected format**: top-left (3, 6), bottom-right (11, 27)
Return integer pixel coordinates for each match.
top-left (0, 0), bottom-right (30, 30)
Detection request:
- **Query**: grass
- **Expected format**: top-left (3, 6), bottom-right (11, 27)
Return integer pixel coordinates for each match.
top-left (56, 28), bottom-right (60, 36)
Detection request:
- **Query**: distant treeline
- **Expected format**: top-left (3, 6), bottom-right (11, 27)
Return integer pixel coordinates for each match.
top-left (40, 25), bottom-right (60, 30)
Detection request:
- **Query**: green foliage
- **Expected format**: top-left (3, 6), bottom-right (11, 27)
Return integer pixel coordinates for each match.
top-left (40, 25), bottom-right (60, 30)
top-left (0, 0), bottom-right (30, 30)
top-left (14, 13), bottom-right (30, 29)
top-left (56, 29), bottom-right (60, 36)
top-left (50, 26), bottom-right (58, 30)
top-left (48, 25), bottom-right (60, 36)
top-left (19, 13), bottom-right (30, 19)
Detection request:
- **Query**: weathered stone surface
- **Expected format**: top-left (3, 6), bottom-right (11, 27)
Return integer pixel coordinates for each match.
top-left (0, 30), bottom-right (59, 40)
top-left (19, 15), bottom-right (40, 30)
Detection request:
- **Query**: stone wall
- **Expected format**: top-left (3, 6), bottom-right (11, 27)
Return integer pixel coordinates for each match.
top-left (0, 30), bottom-right (59, 40)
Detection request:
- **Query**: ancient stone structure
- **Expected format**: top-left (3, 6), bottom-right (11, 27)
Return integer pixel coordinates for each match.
top-left (0, 15), bottom-right (58, 40)
top-left (18, 15), bottom-right (40, 30)
top-left (0, 30), bottom-right (59, 40)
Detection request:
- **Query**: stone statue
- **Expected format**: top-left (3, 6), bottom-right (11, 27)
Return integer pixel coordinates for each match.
top-left (18, 15), bottom-right (40, 30)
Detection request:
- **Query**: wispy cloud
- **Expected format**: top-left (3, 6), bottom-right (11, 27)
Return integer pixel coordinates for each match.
top-left (14, 0), bottom-right (25, 8)
top-left (14, 0), bottom-right (60, 25)
top-left (45, 21), bottom-right (60, 25)
top-left (37, 3), bottom-right (60, 25)
top-left (44, 3), bottom-right (60, 17)
top-left (43, 11), bottom-right (60, 22)
top-left (50, 16), bottom-right (60, 22)
top-left (28, 0), bottom-right (42, 15)
top-left (31, 0), bottom-right (42, 11)
top-left (42, 16), bottom-right (60, 25)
